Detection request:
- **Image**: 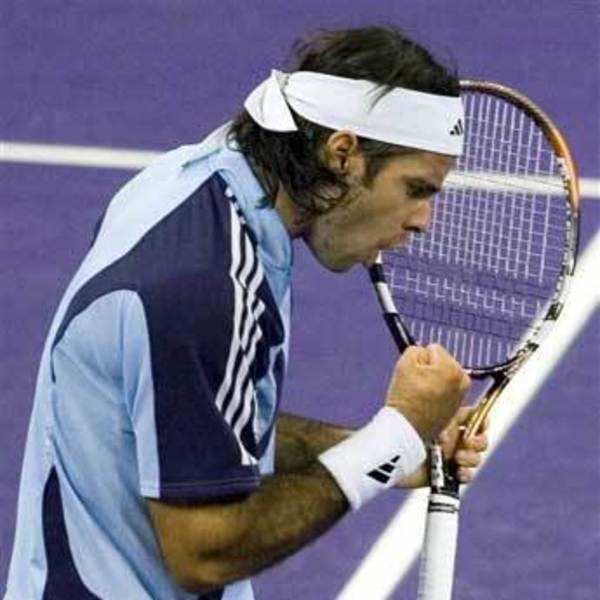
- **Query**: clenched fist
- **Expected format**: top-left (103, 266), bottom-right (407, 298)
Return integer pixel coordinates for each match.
top-left (385, 344), bottom-right (470, 442)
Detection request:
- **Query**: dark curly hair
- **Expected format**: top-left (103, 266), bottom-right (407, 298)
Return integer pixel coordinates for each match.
top-left (228, 26), bottom-right (459, 212)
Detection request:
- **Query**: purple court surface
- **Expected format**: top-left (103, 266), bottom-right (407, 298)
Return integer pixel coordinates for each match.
top-left (1, 2), bottom-right (599, 599)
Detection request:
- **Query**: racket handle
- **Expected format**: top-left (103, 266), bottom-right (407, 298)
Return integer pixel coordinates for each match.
top-left (416, 491), bottom-right (460, 600)
top-left (416, 443), bottom-right (461, 600)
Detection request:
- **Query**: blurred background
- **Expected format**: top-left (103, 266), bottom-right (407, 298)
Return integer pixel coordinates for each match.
top-left (1, 1), bottom-right (598, 598)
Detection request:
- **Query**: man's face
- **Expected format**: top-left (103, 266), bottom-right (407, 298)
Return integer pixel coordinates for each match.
top-left (302, 141), bottom-right (454, 272)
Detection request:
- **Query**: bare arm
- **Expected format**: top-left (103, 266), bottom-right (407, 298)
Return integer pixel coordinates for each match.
top-left (275, 412), bottom-right (352, 473)
top-left (148, 462), bottom-right (348, 593)
top-left (149, 350), bottom-right (484, 593)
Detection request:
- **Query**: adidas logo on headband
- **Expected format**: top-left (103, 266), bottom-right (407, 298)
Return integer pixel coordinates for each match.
top-left (449, 118), bottom-right (464, 136)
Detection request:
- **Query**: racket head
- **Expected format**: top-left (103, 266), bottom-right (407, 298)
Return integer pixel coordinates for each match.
top-left (371, 79), bottom-right (579, 376)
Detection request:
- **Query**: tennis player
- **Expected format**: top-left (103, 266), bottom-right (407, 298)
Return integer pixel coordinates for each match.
top-left (5, 26), bottom-right (488, 599)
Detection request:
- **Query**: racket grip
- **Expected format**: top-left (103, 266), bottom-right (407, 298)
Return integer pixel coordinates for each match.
top-left (416, 491), bottom-right (460, 600)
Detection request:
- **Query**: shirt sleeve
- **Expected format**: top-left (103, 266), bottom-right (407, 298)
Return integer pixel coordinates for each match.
top-left (121, 274), bottom-right (261, 501)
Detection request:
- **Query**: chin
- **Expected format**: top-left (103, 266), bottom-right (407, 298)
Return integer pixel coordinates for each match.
top-left (302, 234), bottom-right (358, 273)
top-left (313, 252), bottom-right (357, 273)
top-left (326, 262), bottom-right (355, 273)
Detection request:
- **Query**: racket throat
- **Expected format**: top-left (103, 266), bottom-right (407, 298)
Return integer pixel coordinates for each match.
top-left (383, 312), bottom-right (414, 352)
top-left (429, 443), bottom-right (460, 498)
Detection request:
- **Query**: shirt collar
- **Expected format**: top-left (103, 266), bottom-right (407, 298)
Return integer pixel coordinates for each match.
top-left (199, 124), bottom-right (294, 273)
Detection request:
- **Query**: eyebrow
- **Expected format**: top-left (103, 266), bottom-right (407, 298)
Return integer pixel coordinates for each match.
top-left (403, 177), bottom-right (441, 196)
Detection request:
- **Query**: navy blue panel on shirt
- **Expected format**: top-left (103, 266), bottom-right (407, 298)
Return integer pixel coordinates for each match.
top-left (51, 174), bottom-right (284, 500)
top-left (42, 468), bottom-right (101, 599)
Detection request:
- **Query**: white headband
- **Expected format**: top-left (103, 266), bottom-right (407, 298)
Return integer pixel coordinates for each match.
top-left (244, 70), bottom-right (464, 156)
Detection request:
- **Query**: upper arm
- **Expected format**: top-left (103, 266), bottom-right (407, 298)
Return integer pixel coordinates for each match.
top-left (146, 495), bottom-right (250, 593)
top-left (119, 272), bottom-right (260, 590)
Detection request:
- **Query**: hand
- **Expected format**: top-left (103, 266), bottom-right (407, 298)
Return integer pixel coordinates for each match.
top-left (385, 344), bottom-right (471, 442)
top-left (438, 407), bottom-right (489, 484)
top-left (396, 406), bottom-right (489, 488)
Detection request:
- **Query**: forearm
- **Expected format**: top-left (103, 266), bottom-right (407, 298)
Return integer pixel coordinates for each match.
top-left (177, 463), bottom-right (348, 590)
top-left (275, 412), bottom-right (353, 472)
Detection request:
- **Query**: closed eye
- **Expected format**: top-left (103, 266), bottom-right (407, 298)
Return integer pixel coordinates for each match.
top-left (404, 177), bottom-right (440, 200)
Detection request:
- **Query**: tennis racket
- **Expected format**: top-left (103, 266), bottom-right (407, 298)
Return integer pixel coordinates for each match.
top-left (368, 80), bottom-right (579, 600)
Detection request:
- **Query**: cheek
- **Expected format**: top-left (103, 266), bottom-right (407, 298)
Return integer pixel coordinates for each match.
top-left (307, 188), bottom-right (405, 255)
top-left (374, 203), bottom-right (409, 233)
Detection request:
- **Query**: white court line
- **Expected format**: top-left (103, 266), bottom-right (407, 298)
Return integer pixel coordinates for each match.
top-left (337, 230), bottom-right (600, 600)
top-left (1, 140), bottom-right (600, 198)
top-left (0, 140), bottom-right (158, 170)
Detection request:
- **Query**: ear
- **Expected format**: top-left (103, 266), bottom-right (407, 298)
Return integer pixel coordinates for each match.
top-left (323, 130), bottom-right (361, 174)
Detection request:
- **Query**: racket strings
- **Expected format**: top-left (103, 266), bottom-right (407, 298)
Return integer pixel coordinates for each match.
top-left (385, 93), bottom-right (568, 368)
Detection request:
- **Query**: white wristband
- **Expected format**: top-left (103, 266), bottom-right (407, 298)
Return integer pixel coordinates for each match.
top-left (318, 407), bottom-right (426, 510)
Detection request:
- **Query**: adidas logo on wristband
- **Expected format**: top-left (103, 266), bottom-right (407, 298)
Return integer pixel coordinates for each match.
top-left (367, 455), bottom-right (401, 484)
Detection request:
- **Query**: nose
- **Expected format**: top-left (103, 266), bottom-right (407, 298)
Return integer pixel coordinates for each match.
top-left (405, 200), bottom-right (432, 234)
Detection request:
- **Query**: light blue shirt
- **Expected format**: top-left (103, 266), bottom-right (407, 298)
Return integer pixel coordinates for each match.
top-left (5, 124), bottom-right (293, 599)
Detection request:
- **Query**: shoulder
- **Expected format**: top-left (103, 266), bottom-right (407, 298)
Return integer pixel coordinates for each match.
top-left (53, 173), bottom-right (239, 348)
